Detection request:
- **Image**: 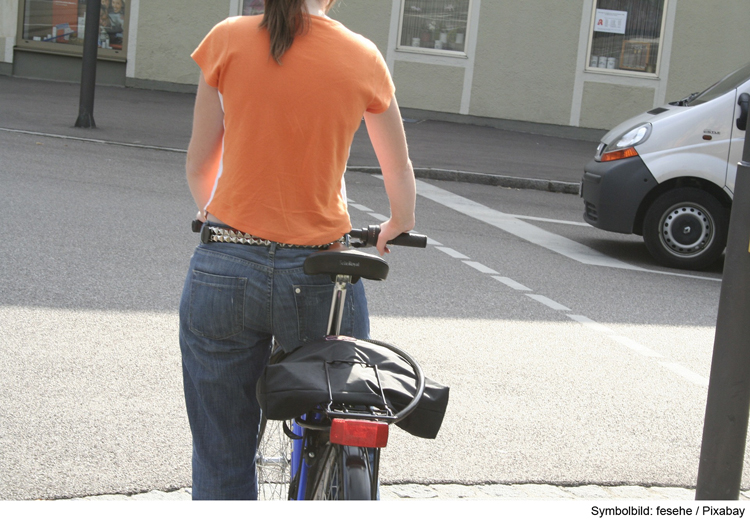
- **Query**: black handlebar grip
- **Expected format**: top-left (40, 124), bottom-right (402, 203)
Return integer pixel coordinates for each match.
top-left (387, 232), bottom-right (428, 248)
top-left (346, 226), bottom-right (428, 248)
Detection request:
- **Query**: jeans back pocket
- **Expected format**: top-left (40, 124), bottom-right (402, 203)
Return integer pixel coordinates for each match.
top-left (189, 270), bottom-right (246, 340)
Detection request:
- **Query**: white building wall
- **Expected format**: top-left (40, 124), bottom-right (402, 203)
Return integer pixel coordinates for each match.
top-left (1, 0), bottom-right (19, 64)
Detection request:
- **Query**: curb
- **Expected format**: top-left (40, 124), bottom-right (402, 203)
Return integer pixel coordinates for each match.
top-left (55, 484), bottom-right (750, 501)
top-left (348, 166), bottom-right (581, 195)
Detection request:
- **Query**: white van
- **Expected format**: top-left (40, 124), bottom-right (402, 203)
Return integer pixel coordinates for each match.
top-left (581, 62), bottom-right (750, 270)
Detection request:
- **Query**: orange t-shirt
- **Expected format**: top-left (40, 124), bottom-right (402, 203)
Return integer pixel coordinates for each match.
top-left (192, 15), bottom-right (395, 245)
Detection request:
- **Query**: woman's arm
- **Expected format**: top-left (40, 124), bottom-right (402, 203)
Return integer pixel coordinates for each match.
top-left (363, 96), bottom-right (416, 255)
top-left (186, 74), bottom-right (224, 221)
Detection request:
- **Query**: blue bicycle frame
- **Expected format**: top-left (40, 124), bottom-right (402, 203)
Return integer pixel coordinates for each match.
top-left (290, 419), bottom-right (309, 500)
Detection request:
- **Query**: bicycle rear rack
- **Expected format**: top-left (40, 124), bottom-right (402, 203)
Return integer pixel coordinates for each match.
top-left (323, 360), bottom-right (395, 421)
top-left (292, 360), bottom-right (394, 432)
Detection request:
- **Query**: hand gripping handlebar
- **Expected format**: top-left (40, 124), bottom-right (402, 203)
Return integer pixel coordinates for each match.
top-left (348, 225), bottom-right (427, 248)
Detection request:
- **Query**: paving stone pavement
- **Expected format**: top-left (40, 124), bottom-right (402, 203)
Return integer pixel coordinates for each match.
top-left (60, 485), bottom-right (750, 501)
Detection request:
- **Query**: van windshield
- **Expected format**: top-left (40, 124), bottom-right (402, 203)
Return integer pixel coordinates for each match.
top-left (688, 62), bottom-right (750, 106)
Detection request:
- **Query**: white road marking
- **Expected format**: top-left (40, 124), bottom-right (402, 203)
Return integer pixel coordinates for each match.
top-left (513, 214), bottom-right (591, 227)
top-left (659, 362), bottom-right (709, 388)
top-left (566, 315), bottom-right (707, 386)
top-left (436, 247), bottom-right (470, 259)
top-left (566, 314), bottom-right (615, 334)
top-left (368, 212), bottom-right (389, 222)
top-left (608, 335), bottom-right (663, 358)
top-left (635, 268), bottom-right (721, 282)
top-left (413, 179), bottom-right (720, 281)
top-left (463, 261), bottom-right (499, 274)
top-left (415, 179), bottom-right (642, 270)
top-left (526, 295), bottom-right (571, 311)
top-left (349, 203), bottom-right (373, 212)
top-left (492, 276), bottom-right (532, 291)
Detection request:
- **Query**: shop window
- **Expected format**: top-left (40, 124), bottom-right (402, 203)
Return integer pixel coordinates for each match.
top-left (398, 0), bottom-right (471, 55)
top-left (588, 0), bottom-right (666, 75)
top-left (18, 0), bottom-right (128, 57)
top-left (242, 0), bottom-right (264, 16)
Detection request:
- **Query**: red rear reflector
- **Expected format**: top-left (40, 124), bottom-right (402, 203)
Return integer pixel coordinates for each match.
top-left (600, 147), bottom-right (638, 162)
top-left (330, 419), bottom-right (389, 448)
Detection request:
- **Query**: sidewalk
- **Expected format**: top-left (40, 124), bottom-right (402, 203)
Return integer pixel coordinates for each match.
top-left (0, 75), bottom-right (597, 194)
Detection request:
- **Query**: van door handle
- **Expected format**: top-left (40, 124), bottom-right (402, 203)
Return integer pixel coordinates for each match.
top-left (737, 93), bottom-right (750, 131)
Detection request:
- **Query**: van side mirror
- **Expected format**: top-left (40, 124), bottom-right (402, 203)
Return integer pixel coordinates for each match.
top-left (737, 93), bottom-right (750, 131)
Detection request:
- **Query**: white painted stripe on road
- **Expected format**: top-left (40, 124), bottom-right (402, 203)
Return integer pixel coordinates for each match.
top-left (659, 362), bottom-right (709, 388)
top-left (436, 247), bottom-right (470, 259)
top-left (463, 261), bottom-right (499, 274)
top-left (349, 203), bottom-right (373, 212)
top-left (638, 269), bottom-right (721, 282)
top-left (426, 237), bottom-right (443, 246)
top-left (568, 315), bottom-right (664, 359)
top-left (567, 314), bottom-right (707, 387)
top-left (415, 179), bottom-right (643, 270)
top-left (608, 335), bottom-right (663, 358)
top-left (492, 276), bottom-right (532, 291)
top-left (513, 215), bottom-right (591, 227)
top-left (413, 179), bottom-right (720, 281)
top-left (566, 314), bottom-right (615, 334)
top-left (526, 295), bottom-right (571, 311)
top-left (368, 213), bottom-right (389, 222)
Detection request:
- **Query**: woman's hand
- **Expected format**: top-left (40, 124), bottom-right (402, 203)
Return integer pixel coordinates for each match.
top-left (376, 218), bottom-right (415, 256)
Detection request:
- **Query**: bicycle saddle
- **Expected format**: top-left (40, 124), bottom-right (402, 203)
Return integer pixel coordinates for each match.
top-left (303, 243), bottom-right (389, 281)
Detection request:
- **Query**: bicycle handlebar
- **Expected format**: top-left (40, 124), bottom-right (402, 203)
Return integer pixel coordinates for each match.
top-left (349, 225), bottom-right (427, 249)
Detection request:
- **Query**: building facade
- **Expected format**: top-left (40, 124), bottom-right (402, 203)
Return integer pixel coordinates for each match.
top-left (1, 0), bottom-right (747, 137)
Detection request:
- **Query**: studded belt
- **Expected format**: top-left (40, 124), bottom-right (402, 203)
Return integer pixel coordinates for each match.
top-left (200, 224), bottom-right (344, 249)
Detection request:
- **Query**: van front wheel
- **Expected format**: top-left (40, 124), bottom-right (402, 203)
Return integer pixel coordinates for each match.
top-left (643, 188), bottom-right (728, 270)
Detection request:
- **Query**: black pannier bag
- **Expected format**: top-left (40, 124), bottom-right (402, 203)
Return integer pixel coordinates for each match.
top-left (256, 336), bottom-right (449, 439)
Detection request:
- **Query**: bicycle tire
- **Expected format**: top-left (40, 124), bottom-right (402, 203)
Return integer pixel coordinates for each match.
top-left (256, 414), bottom-right (293, 500)
top-left (309, 444), bottom-right (375, 500)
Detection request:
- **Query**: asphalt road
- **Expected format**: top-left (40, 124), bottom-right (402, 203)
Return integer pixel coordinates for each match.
top-left (0, 129), bottom-right (746, 501)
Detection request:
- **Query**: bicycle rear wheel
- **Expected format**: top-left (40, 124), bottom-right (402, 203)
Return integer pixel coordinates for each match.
top-left (256, 415), bottom-right (292, 500)
top-left (309, 444), bottom-right (375, 500)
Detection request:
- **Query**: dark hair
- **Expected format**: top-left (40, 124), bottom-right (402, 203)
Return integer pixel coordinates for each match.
top-left (260, 0), bottom-right (336, 64)
top-left (260, 0), bottom-right (307, 64)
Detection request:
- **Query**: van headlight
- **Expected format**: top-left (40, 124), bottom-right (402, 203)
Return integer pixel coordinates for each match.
top-left (597, 123), bottom-right (652, 162)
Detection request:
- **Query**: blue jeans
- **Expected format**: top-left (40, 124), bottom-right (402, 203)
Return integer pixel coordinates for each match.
top-left (179, 239), bottom-right (370, 500)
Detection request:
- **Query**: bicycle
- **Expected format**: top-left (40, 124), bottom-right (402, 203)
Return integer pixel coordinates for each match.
top-left (254, 225), bottom-right (447, 501)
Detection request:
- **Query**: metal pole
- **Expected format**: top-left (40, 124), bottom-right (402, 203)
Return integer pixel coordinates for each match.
top-left (75, 0), bottom-right (103, 128)
top-left (695, 111), bottom-right (750, 500)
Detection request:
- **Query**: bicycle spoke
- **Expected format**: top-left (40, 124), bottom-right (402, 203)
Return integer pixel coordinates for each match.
top-left (256, 419), bottom-right (292, 500)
